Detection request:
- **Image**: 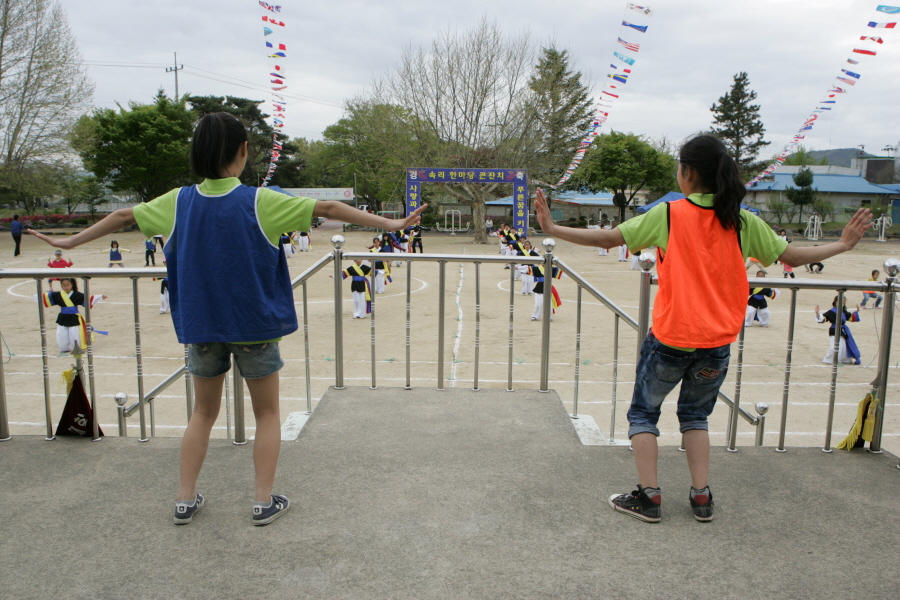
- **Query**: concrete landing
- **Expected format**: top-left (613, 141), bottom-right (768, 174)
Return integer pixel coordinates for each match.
top-left (1, 386), bottom-right (898, 600)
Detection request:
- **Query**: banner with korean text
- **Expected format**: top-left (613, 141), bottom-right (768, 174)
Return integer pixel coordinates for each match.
top-left (406, 168), bottom-right (530, 235)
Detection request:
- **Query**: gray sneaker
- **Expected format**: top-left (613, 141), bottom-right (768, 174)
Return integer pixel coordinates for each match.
top-left (252, 494), bottom-right (290, 526)
top-left (174, 493), bottom-right (205, 525)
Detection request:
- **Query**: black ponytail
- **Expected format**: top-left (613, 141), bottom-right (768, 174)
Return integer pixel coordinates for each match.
top-left (190, 112), bottom-right (249, 180)
top-left (679, 134), bottom-right (745, 232)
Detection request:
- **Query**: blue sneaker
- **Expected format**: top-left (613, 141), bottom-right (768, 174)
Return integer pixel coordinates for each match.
top-left (173, 493), bottom-right (205, 525)
top-left (253, 494), bottom-right (290, 526)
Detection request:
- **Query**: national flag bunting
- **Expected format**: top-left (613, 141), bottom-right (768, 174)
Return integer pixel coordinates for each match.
top-left (876, 5), bottom-right (900, 14)
top-left (617, 37), bottom-right (640, 52)
top-left (836, 77), bottom-right (857, 86)
top-left (841, 68), bottom-right (861, 78)
top-left (613, 51), bottom-right (636, 65)
top-left (627, 4), bottom-right (653, 16)
top-left (622, 21), bottom-right (648, 33)
top-left (867, 21), bottom-right (897, 28)
top-left (852, 48), bottom-right (877, 55)
top-left (259, 1), bottom-right (281, 11)
top-left (860, 35), bottom-right (884, 43)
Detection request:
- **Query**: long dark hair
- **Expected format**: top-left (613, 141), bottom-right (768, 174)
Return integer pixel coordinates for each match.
top-left (61, 278), bottom-right (79, 292)
top-left (190, 112), bottom-right (249, 180)
top-left (679, 134), bottom-right (745, 232)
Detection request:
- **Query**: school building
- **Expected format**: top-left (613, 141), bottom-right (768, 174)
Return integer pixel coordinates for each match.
top-left (745, 165), bottom-right (899, 222)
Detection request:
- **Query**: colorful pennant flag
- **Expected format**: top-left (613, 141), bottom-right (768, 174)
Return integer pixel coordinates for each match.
top-left (617, 37), bottom-right (640, 51)
top-left (627, 4), bottom-right (653, 15)
top-left (613, 51), bottom-right (636, 65)
top-left (847, 58), bottom-right (859, 64)
top-left (852, 48), bottom-right (877, 55)
top-left (622, 21), bottom-right (648, 32)
top-left (841, 68), bottom-right (861, 78)
top-left (860, 35), bottom-right (884, 43)
top-left (259, 1), bottom-right (281, 11)
top-left (867, 21), bottom-right (897, 28)
top-left (876, 5), bottom-right (900, 14)
top-left (258, 2), bottom-right (289, 185)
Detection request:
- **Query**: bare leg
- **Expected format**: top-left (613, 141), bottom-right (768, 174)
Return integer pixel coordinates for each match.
top-left (683, 429), bottom-right (710, 489)
top-left (245, 372), bottom-right (281, 502)
top-left (177, 374), bottom-right (224, 501)
top-left (632, 432), bottom-right (659, 488)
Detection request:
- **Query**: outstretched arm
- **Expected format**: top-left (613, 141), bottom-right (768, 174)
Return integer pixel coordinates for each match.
top-left (314, 202), bottom-right (427, 232)
top-left (28, 209), bottom-right (136, 250)
top-left (534, 189), bottom-right (625, 249)
top-left (778, 208), bottom-right (872, 267)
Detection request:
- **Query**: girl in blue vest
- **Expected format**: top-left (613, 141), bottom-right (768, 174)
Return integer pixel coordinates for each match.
top-left (28, 112), bottom-right (426, 526)
top-left (535, 134), bottom-right (872, 523)
top-left (105, 240), bottom-right (131, 268)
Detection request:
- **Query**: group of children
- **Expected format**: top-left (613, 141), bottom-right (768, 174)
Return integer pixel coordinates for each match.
top-left (280, 230), bottom-right (311, 257)
top-left (25, 116), bottom-right (874, 530)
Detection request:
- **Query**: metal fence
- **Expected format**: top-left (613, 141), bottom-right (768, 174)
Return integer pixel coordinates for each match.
top-left (0, 239), bottom-right (897, 463)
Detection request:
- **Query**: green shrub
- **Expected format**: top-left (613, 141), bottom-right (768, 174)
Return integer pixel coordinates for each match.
top-left (72, 217), bottom-right (88, 225)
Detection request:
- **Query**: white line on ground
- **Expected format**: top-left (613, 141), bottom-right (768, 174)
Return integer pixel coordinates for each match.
top-left (450, 253), bottom-right (465, 387)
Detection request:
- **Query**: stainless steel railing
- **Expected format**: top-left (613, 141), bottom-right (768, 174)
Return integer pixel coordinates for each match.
top-left (0, 249), bottom-right (896, 461)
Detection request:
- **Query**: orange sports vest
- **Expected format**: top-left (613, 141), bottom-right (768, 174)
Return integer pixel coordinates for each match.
top-left (652, 199), bottom-right (747, 348)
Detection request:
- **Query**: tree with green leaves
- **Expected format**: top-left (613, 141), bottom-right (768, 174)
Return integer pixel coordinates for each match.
top-left (528, 47), bottom-right (594, 186)
top-left (372, 18), bottom-right (542, 243)
top-left (782, 145), bottom-right (828, 166)
top-left (710, 72), bottom-right (769, 178)
top-left (72, 91), bottom-right (194, 203)
top-left (785, 166), bottom-right (817, 223)
top-left (569, 131), bottom-right (676, 223)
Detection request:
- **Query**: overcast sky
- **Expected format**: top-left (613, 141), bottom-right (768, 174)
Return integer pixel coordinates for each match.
top-left (66, 0), bottom-right (899, 159)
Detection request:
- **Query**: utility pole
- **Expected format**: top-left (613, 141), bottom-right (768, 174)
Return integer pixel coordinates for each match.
top-left (166, 52), bottom-right (184, 99)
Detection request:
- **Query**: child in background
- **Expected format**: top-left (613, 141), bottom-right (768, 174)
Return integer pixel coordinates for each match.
top-left (144, 238), bottom-right (157, 266)
top-left (105, 240), bottom-right (131, 268)
top-left (535, 134), bottom-right (871, 523)
top-left (40, 277), bottom-right (108, 355)
top-left (29, 111), bottom-right (425, 527)
top-left (860, 270), bottom-right (883, 309)
top-left (745, 271), bottom-right (778, 328)
top-left (815, 298), bottom-right (861, 364)
top-left (47, 249), bottom-right (73, 291)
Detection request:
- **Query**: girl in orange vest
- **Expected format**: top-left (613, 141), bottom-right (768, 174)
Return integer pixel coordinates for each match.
top-left (535, 134), bottom-right (872, 523)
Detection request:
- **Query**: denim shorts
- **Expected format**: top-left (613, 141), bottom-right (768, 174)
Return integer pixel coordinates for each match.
top-left (188, 342), bottom-right (283, 380)
top-left (627, 331), bottom-right (731, 438)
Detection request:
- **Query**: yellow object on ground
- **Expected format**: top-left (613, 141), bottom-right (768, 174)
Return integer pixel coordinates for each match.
top-left (835, 393), bottom-right (880, 450)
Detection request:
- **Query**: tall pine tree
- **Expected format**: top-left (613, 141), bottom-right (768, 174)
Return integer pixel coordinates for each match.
top-left (710, 72), bottom-right (769, 179)
top-left (528, 47), bottom-right (593, 185)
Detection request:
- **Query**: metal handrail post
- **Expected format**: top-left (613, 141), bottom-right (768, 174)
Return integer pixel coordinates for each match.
top-left (302, 282), bottom-right (313, 413)
top-left (610, 314), bottom-right (620, 442)
top-left (539, 239), bottom-right (555, 392)
top-left (35, 278), bottom-right (55, 440)
top-left (755, 402), bottom-right (769, 446)
top-left (777, 288), bottom-right (799, 452)
top-left (332, 236), bottom-right (345, 389)
top-left (131, 278), bottom-right (148, 442)
top-left (232, 359), bottom-right (247, 445)
top-left (81, 277), bottom-right (101, 441)
top-left (571, 285), bottom-right (583, 417)
top-left (870, 258), bottom-right (899, 452)
top-left (369, 259), bottom-right (377, 390)
top-left (0, 325), bottom-right (9, 441)
top-left (437, 260), bottom-right (446, 390)
top-left (727, 323), bottom-right (746, 452)
top-left (473, 262), bottom-right (480, 391)
top-left (405, 263), bottom-right (412, 390)
top-left (636, 268), bottom-right (653, 360)
top-left (822, 290), bottom-right (845, 452)
top-left (507, 259), bottom-right (516, 392)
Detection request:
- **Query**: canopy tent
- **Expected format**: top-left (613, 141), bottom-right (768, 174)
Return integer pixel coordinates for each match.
top-left (636, 192), bottom-right (760, 216)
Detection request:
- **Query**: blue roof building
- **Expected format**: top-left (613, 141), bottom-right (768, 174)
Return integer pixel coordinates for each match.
top-left (746, 172), bottom-right (894, 220)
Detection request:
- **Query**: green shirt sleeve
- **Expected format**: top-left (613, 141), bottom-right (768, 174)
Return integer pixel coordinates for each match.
top-left (256, 188), bottom-right (316, 246)
top-left (740, 211), bottom-right (788, 266)
top-left (618, 204), bottom-right (669, 253)
top-left (132, 189), bottom-right (178, 239)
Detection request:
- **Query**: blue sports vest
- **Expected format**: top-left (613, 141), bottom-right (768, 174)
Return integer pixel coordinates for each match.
top-left (165, 184), bottom-right (298, 344)
top-left (110, 249), bottom-right (123, 261)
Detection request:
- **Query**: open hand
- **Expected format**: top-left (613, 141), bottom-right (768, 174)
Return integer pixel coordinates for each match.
top-left (839, 208), bottom-right (873, 250)
top-left (534, 189), bottom-right (555, 234)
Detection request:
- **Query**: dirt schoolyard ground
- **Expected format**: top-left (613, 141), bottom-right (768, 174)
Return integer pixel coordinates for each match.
top-left (1, 220), bottom-right (898, 456)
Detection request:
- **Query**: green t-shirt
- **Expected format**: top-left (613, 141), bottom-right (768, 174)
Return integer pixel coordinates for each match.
top-left (132, 178), bottom-right (316, 245)
top-left (618, 194), bottom-right (787, 265)
top-left (132, 178), bottom-right (317, 343)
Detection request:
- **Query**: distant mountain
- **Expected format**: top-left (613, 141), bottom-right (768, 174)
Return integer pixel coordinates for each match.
top-left (807, 148), bottom-right (875, 168)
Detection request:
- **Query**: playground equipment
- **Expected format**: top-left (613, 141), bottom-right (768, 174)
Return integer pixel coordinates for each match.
top-left (805, 213), bottom-right (823, 241)
top-left (436, 210), bottom-right (470, 235)
top-left (874, 215), bottom-right (892, 242)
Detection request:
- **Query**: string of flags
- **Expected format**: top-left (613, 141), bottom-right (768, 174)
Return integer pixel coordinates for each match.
top-left (747, 4), bottom-right (899, 187)
top-left (555, 3), bottom-right (652, 187)
top-left (258, 1), bottom-right (287, 186)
